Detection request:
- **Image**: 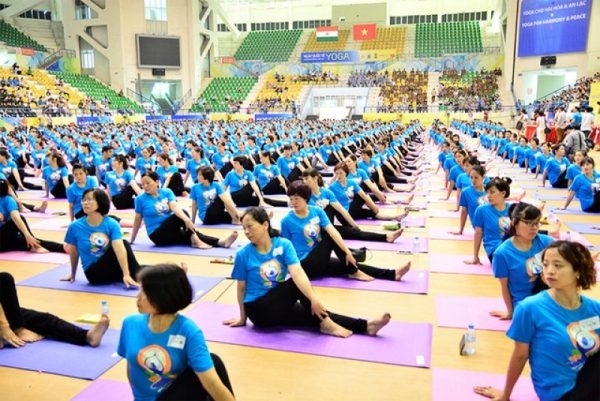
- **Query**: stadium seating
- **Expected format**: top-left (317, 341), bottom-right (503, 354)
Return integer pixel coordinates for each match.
top-left (360, 27), bottom-right (406, 54)
top-left (192, 76), bottom-right (257, 113)
top-left (303, 29), bottom-right (350, 52)
top-left (234, 30), bottom-right (302, 62)
top-left (415, 21), bottom-right (482, 57)
top-left (0, 20), bottom-right (46, 52)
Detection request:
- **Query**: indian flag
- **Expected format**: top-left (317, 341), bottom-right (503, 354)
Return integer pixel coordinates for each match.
top-left (316, 26), bottom-right (338, 42)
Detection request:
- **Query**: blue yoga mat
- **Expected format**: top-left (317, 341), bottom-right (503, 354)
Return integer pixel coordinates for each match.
top-left (0, 327), bottom-right (121, 380)
top-left (565, 222), bottom-right (600, 235)
top-left (130, 233), bottom-right (248, 257)
top-left (18, 265), bottom-right (224, 299)
top-left (551, 208), bottom-right (596, 216)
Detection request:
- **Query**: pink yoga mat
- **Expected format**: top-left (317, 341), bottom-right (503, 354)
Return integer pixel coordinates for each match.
top-left (185, 302), bottom-right (432, 368)
top-left (71, 380), bottom-right (133, 401)
top-left (29, 217), bottom-right (70, 231)
top-left (354, 215), bottom-right (426, 227)
top-left (21, 210), bottom-right (63, 219)
top-left (428, 209), bottom-right (460, 218)
top-left (432, 368), bottom-right (537, 401)
top-left (429, 227), bottom-right (475, 241)
top-left (435, 296), bottom-right (511, 332)
top-left (0, 251), bottom-right (69, 264)
top-left (345, 237), bottom-right (429, 253)
top-left (429, 254), bottom-right (492, 275)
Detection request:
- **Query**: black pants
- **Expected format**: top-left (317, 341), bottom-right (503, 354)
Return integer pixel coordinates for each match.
top-left (9, 172), bottom-right (42, 190)
top-left (286, 167), bottom-right (301, 182)
top-left (84, 240), bottom-right (141, 284)
top-left (583, 191), bottom-right (600, 213)
top-left (0, 272), bottom-right (88, 345)
top-left (157, 354), bottom-right (234, 401)
top-left (50, 177), bottom-right (73, 199)
top-left (231, 185), bottom-right (288, 208)
top-left (244, 279), bottom-right (367, 333)
top-left (0, 217), bottom-right (64, 253)
top-left (261, 179), bottom-right (287, 195)
top-left (551, 170), bottom-right (569, 189)
top-left (348, 196), bottom-right (377, 220)
top-left (203, 197), bottom-right (233, 225)
top-left (149, 214), bottom-right (220, 247)
top-left (167, 173), bottom-right (187, 196)
top-left (111, 186), bottom-right (136, 210)
top-left (559, 351), bottom-right (600, 401)
top-left (325, 205), bottom-right (387, 242)
top-left (300, 230), bottom-right (394, 280)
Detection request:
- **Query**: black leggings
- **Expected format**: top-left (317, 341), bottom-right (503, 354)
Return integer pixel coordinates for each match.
top-left (111, 186), bottom-right (136, 210)
top-left (348, 196), bottom-right (377, 220)
top-left (203, 197), bottom-right (233, 225)
top-left (325, 205), bottom-right (387, 242)
top-left (231, 184), bottom-right (288, 208)
top-left (583, 191), bottom-right (600, 213)
top-left (551, 170), bottom-right (569, 189)
top-left (559, 351), bottom-right (600, 401)
top-left (149, 214), bottom-right (220, 247)
top-left (261, 178), bottom-right (287, 195)
top-left (0, 217), bottom-right (64, 253)
top-left (167, 173), bottom-right (188, 196)
top-left (300, 230), bottom-right (395, 280)
top-left (244, 279), bottom-right (368, 333)
top-left (157, 354), bottom-right (234, 400)
top-left (0, 272), bottom-right (88, 345)
top-left (84, 240), bottom-right (141, 284)
top-left (50, 177), bottom-right (72, 199)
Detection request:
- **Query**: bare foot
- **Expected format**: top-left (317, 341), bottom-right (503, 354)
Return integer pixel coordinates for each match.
top-left (30, 246), bottom-right (50, 254)
top-left (319, 318), bottom-right (352, 338)
top-left (386, 228), bottom-right (404, 243)
top-left (35, 201), bottom-right (48, 213)
top-left (395, 262), bottom-right (411, 281)
top-left (180, 262), bottom-right (189, 273)
top-left (191, 236), bottom-right (212, 249)
top-left (86, 314), bottom-right (110, 347)
top-left (367, 313), bottom-right (391, 336)
top-left (15, 328), bottom-right (44, 343)
top-left (218, 231), bottom-right (238, 248)
top-left (348, 270), bottom-right (375, 281)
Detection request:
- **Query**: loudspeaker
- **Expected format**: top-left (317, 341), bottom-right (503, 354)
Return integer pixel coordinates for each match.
top-left (351, 114), bottom-right (363, 120)
top-left (540, 56), bottom-right (556, 66)
top-left (305, 115), bottom-right (319, 121)
top-left (152, 68), bottom-right (166, 76)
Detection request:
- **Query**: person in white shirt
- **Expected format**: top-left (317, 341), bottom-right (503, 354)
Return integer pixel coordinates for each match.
top-left (580, 106), bottom-right (595, 140)
top-left (554, 106), bottom-right (568, 143)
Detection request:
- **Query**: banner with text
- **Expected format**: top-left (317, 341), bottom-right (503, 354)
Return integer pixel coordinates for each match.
top-left (301, 51), bottom-right (359, 64)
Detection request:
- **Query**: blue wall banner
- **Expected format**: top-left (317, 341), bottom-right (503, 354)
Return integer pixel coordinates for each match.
top-left (254, 113), bottom-right (294, 121)
top-left (76, 116), bottom-right (113, 125)
top-left (172, 114), bottom-right (206, 121)
top-left (145, 115), bottom-right (171, 121)
top-left (301, 51), bottom-right (359, 64)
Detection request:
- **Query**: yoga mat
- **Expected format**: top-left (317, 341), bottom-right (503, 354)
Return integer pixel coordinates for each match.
top-left (21, 210), bottom-right (62, 219)
top-left (0, 251), bottom-right (69, 264)
top-left (71, 380), bottom-right (133, 401)
top-left (432, 368), bottom-right (537, 401)
top-left (551, 208), bottom-right (596, 215)
top-left (0, 327), bottom-right (121, 380)
top-left (429, 254), bottom-right (492, 275)
top-left (312, 270), bottom-right (429, 294)
top-left (130, 234), bottom-right (247, 258)
top-left (18, 265), bottom-right (224, 300)
top-left (521, 184), bottom-right (561, 190)
top-left (428, 209), bottom-right (460, 218)
top-left (29, 217), bottom-right (71, 231)
top-left (428, 227), bottom-right (474, 241)
top-left (565, 230), bottom-right (592, 246)
top-left (14, 190), bottom-right (47, 200)
top-left (354, 215), bottom-right (426, 227)
top-left (565, 222), bottom-right (600, 235)
top-left (186, 302), bottom-right (432, 368)
top-left (435, 296), bottom-right (511, 332)
top-left (535, 193), bottom-right (567, 201)
top-left (344, 237), bottom-right (429, 253)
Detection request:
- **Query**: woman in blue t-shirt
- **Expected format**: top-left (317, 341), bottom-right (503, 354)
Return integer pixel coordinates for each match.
top-left (118, 264), bottom-right (235, 401)
top-left (106, 154), bottom-right (142, 210)
top-left (565, 149), bottom-right (586, 187)
top-left (42, 151), bottom-right (71, 199)
top-left (129, 172), bottom-right (238, 250)
top-left (453, 165), bottom-right (488, 235)
top-left (253, 151), bottom-right (288, 195)
top-left (474, 241), bottom-right (600, 401)
top-left (224, 207), bottom-right (391, 338)
top-left (190, 166), bottom-right (240, 225)
top-left (563, 156), bottom-right (600, 213)
top-left (156, 153), bottom-right (187, 197)
top-left (63, 188), bottom-right (140, 287)
top-left (542, 144), bottom-right (570, 188)
top-left (66, 164), bottom-right (100, 220)
top-left (491, 203), bottom-right (558, 321)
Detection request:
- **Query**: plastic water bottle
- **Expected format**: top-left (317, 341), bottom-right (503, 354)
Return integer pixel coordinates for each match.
top-left (564, 231), bottom-right (571, 242)
top-left (100, 300), bottom-right (110, 315)
top-left (548, 211), bottom-right (557, 224)
top-left (412, 236), bottom-right (421, 254)
top-left (464, 324), bottom-right (476, 355)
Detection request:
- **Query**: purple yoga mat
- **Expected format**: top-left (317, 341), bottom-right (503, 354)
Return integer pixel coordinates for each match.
top-left (432, 368), bottom-right (537, 401)
top-left (17, 265), bottom-right (224, 299)
top-left (15, 190), bottom-right (47, 200)
top-left (354, 215), bottom-right (426, 227)
top-left (312, 270), bottom-right (429, 294)
top-left (429, 254), bottom-right (492, 275)
top-left (552, 207), bottom-right (595, 216)
top-left (0, 251), bottom-right (69, 264)
top-left (428, 209), bottom-right (460, 218)
top-left (428, 227), bottom-right (474, 241)
top-left (71, 380), bottom-right (133, 401)
top-left (435, 296), bottom-right (511, 332)
top-left (0, 328), bottom-right (121, 380)
top-left (130, 233), bottom-right (247, 258)
top-left (21, 210), bottom-right (63, 219)
top-left (565, 222), bottom-right (600, 235)
top-left (29, 217), bottom-right (70, 231)
top-left (344, 237), bottom-right (429, 253)
top-left (535, 193), bottom-right (567, 201)
top-left (186, 302), bottom-right (432, 368)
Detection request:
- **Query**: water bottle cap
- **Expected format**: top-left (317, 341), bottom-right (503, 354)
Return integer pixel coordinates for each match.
top-left (101, 300), bottom-right (107, 304)
top-left (468, 324), bottom-right (475, 329)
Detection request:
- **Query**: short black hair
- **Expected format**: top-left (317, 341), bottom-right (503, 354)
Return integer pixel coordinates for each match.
top-left (144, 171), bottom-right (160, 182)
top-left (198, 165), bottom-right (215, 183)
top-left (287, 180), bottom-right (311, 202)
top-left (485, 177), bottom-right (512, 198)
top-left (82, 188), bottom-right (110, 215)
top-left (137, 264), bottom-right (193, 314)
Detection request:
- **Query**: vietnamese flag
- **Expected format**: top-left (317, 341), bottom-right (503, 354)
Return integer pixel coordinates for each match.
top-left (353, 24), bottom-right (376, 41)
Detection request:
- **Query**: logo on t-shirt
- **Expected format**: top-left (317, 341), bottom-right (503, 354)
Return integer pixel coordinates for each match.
top-left (525, 251), bottom-right (544, 281)
top-left (137, 345), bottom-right (176, 391)
top-left (498, 216), bottom-right (510, 236)
top-left (89, 232), bottom-right (110, 255)
top-left (566, 321), bottom-right (600, 371)
top-left (303, 222), bottom-right (321, 248)
top-left (202, 189), bottom-right (217, 206)
top-left (477, 195), bottom-right (488, 206)
top-left (155, 199), bottom-right (170, 215)
top-left (260, 259), bottom-right (284, 287)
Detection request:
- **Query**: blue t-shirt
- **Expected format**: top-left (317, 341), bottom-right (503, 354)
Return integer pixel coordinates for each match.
top-left (64, 216), bottom-right (122, 270)
top-left (536, 153), bottom-right (550, 173)
top-left (569, 172), bottom-right (600, 211)
top-left (211, 151), bottom-right (232, 170)
top-left (565, 164), bottom-right (581, 183)
top-left (309, 188), bottom-right (339, 209)
top-left (0, 160), bottom-right (17, 178)
top-left (185, 158), bottom-right (210, 184)
top-left (156, 165), bottom-right (179, 186)
top-left (117, 314), bottom-right (214, 401)
top-left (106, 170), bottom-right (135, 196)
top-left (0, 195), bottom-right (18, 227)
top-left (276, 155), bottom-right (300, 178)
top-left (525, 148), bottom-right (541, 172)
top-left (493, 234), bottom-right (554, 308)
top-left (280, 206), bottom-right (331, 260)
top-left (328, 179), bottom-right (362, 210)
top-left (508, 292), bottom-right (600, 401)
top-left (472, 202), bottom-right (511, 256)
top-left (42, 166), bottom-right (68, 191)
top-left (514, 145), bottom-right (528, 166)
top-left (223, 169), bottom-right (255, 193)
top-left (458, 186), bottom-right (488, 227)
top-left (231, 236), bottom-right (299, 303)
top-left (347, 169), bottom-right (370, 186)
top-left (135, 156), bottom-right (155, 176)
top-left (545, 157), bottom-right (570, 185)
top-left (134, 188), bottom-right (176, 235)
top-left (67, 177), bottom-right (99, 216)
top-left (189, 182), bottom-right (224, 222)
top-left (253, 164), bottom-right (280, 189)
top-left (448, 164), bottom-right (465, 184)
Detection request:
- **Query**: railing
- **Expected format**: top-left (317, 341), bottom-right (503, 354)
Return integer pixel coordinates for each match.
top-left (36, 48), bottom-right (76, 69)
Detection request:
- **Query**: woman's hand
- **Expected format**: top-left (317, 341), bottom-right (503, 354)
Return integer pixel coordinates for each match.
top-left (0, 325), bottom-right (25, 348)
top-left (465, 256), bottom-right (482, 265)
top-left (60, 274), bottom-right (75, 283)
top-left (222, 318), bottom-right (246, 327)
top-left (25, 234), bottom-right (41, 250)
top-left (310, 300), bottom-right (328, 320)
top-left (473, 386), bottom-right (507, 401)
top-left (184, 219), bottom-right (196, 232)
top-left (122, 275), bottom-right (139, 289)
top-left (450, 231), bottom-right (464, 236)
top-left (489, 311), bottom-right (512, 320)
top-left (345, 251), bottom-right (357, 267)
